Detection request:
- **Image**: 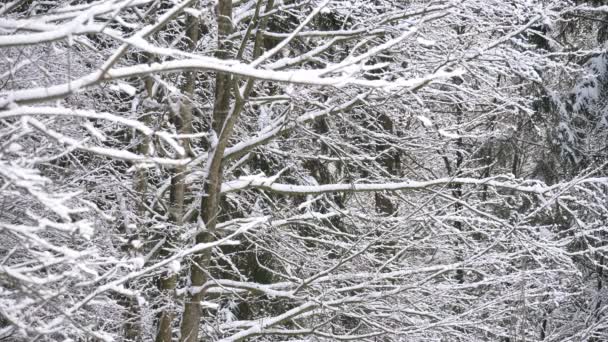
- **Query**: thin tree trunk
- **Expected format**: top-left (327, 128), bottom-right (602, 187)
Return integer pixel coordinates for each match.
top-left (179, 0), bottom-right (272, 339)
top-left (123, 53), bottom-right (157, 342)
top-left (124, 118), bottom-right (150, 342)
top-left (155, 12), bottom-right (200, 342)
top-left (375, 113), bottom-right (399, 216)
top-left (179, 1), bottom-right (233, 340)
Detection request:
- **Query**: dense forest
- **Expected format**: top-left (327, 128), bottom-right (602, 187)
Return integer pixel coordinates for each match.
top-left (1, 0), bottom-right (608, 341)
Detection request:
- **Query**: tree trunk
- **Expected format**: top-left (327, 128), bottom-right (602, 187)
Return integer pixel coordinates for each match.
top-left (179, 0), bottom-right (273, 339)
top-left (375, 113), bottom-right (399, 216)
top-left (155, 11), bottom-right (200, 342)
top-left (179, 1), bottom-right (233, 340)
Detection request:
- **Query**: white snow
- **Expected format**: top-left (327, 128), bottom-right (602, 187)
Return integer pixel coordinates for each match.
top-left (83, 122), bottom-right (107, 142)
top-left (131, 257), bottom-right (145, 269)
top-left (416, 37), bottom-right (436, 47)
top-left (130, 240), bottom-right (143, 249)
top-left (77, 221), bottom-right (94, 240)
top-left (438, 129), bottom-right (461, 139)
top-left (168, 260), bottom-right (181, 274)
top-left (416, 115), bottom-right (433, 128)
top-left (6, 142), bottom-right (23, 153)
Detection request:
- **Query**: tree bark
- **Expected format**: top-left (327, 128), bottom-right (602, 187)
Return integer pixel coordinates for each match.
top-left (375, 113), bottom-right (399, 216)
top-left (179, 1), bottom-right (233, 340)
top-left (155, 11), bottom-right (200, 342)
top-left (179, 0), bottom-right (273, 339)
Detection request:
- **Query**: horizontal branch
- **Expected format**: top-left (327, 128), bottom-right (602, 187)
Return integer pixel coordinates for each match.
top-left (0, 19), bottom-right (120, 47)
top-left (0, 0), bottom-right (153, 47)
top-left (25, 117), bottom-right (190, 166)
top-left (221, 174), bottom-right (608, 195)
top-left (0, 53), bottom-right (461, 108)
top-left (1, 106), bottom-right (185, 155)
top-left (105, 59), bottom-right (464, 89)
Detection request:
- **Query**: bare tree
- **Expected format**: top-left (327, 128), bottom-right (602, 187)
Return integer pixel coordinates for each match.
top-left (2, 0), bottom-right (608, 341)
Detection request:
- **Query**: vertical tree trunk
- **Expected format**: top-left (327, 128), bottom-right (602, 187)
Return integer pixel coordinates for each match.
top-left (375, 113), bottom-right (399, 216)
top-left (123, 54), bottom-right (157, 342)
top-left (179, 0), bottom-right (273, 339)
top-left (155, 12), bottom-right (200, 342)
top-left (179, 1), bottom-right (233, 340)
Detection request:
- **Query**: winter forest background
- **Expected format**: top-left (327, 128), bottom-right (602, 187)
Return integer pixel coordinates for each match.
top-left (1, 0), bottom-right (608, 341)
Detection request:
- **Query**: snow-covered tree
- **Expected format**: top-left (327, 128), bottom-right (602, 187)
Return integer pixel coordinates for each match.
top-left (1, 0), bottom-right (608, 341)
